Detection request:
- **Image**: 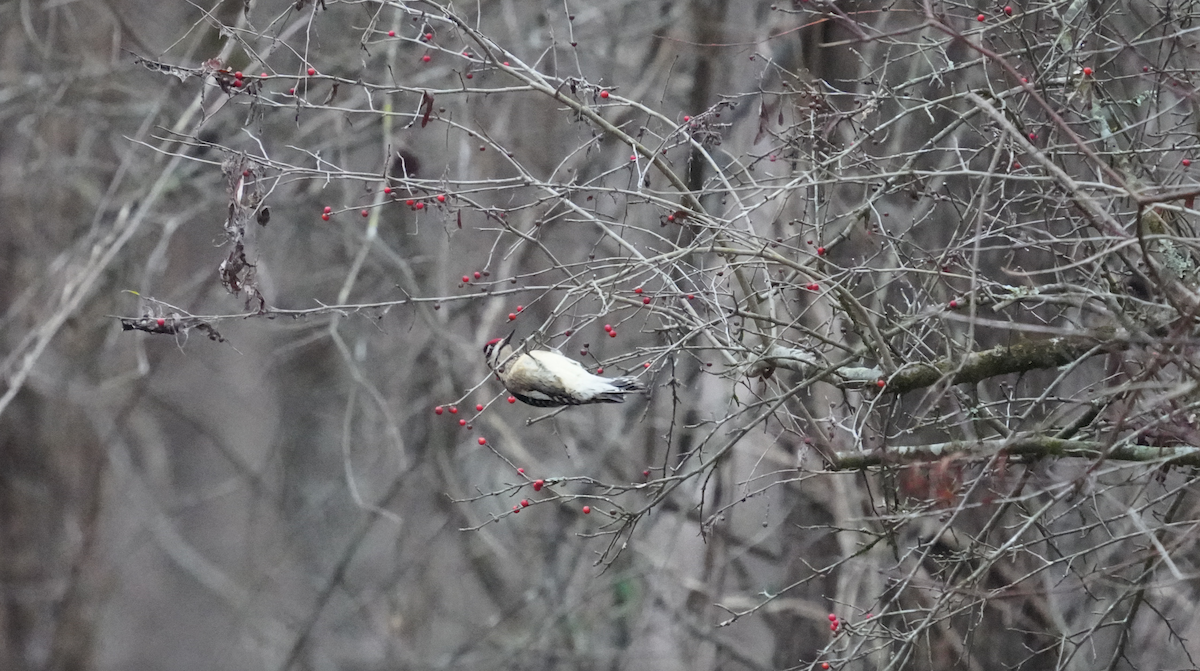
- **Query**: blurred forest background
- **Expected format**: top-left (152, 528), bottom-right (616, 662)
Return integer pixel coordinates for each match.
top-left (5, 0), bottom-right (1200, 669)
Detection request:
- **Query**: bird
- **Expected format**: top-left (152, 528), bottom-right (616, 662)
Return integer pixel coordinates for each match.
top-left (483, 332), bottom-right (646, 407)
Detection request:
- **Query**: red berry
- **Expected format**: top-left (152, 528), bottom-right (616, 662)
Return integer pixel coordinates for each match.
top-left (234, 71), bottom-right (244, 79)
top-left (876, 379), bottom-right (886, 388)
top-left (323, 206), bottom-right (332, 214)
top-left (1021, 77), bottom-right (1029, 83)
top-left (478, 436), bottom-right (486, 445)
top-left (516, 305), bottom-right (524, 312)
top-left (600, 90), bottom-right (609, 99)
top-left (361, 209), bottom-right (369, 217)
top-left (307, 67), bottom-right (316, 76)
top-left (520, 499), bottom-right (529, 507)
top-left (415, 203), bottom-right (424, 210)
top-left (1004, 5), bottom-right (1012, 15)
top-left (977, 13), bottom-right (985, 21)
top-left (1028, 132), bottom-right (1037, 141)
top-left (642, 297), bottom-right (651, 305)
top-left (435, 406), bottom-right (444, 415)
top-left (1143, 66), bottom-right (1150, 72)
top-left (817, 246), bottom-right (826, 255)
top-left (643, 470), bottom-right (650, 477)
top-left (630, 154), bottom-right (637, 161)
top-left (828, 614), bottom-right (837, 622)
top-left (288, 88), bottom-right (295, 95)
top-left (643, 362), bottom-right (650, 368)
top-left (321, 213), bottom-right (330, 221)
top-left (533, 479), bottom-right (544, 491)
top-left (687, 294), bottom-right (694, 300)
top-left (388, 30), bottom-right (395, 37)
top-left (463, 276), bottom-right (470, 283)
top-left (564, 329), bottom-right (572, 336)
top-left (1012, 161), bottom-right (1021, 169)
top-left (437, 194), bottom-right (446, 202)
top-left (604, 324), bottom-right (612, 332)
top-left (475, 404), bottom-right (484, 411)
top-left (508, 313), bottom-right (517, 321)
top-left (458, 419), bottom-right (466, 426)
top-left (949, 300), bottom-right (959, 308)
top-left (683, 115), bottom-right (690, 122)
top-left (1082, 67), bottom-right (1093, 77)
top-left (582, 506), bottom-right (591, 514)
top-left (1184, 159), bottom-right (1192, 167)
top-left (666, 214), bottom-right (675, 222)
top-left (405, 199), bottom-right (414, 206)
top-left (383, 186), bottom-right (392, 194)
top-left (634, 287), bottom-right (643, 294)
top-left (449, 406), bottom-right (458, 414)
top-left (422, 54), bottom-right (431, 62)
top-left (517, 467), bottom-right (525, 474)
top-left (425, 33), bottom-right (433, 40)
top-left (608, 330), bottom-right (617, 338)
top-left (503, 61), bottom-right (510, 66)
top-left (156, 318), bottom-right (166, 327)
top-left (508, 396), bottom-right (516, 403)
top-left (830, 623), bottom-right (838, 631)
top-left (474, 272), bottom-right (481, 279)
top-left (513, 505), bottom-right (520, 513)
top-left (822, 664), bottom-right (830, 670)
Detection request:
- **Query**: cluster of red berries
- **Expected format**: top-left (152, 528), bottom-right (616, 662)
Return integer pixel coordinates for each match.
top-left (319, 193), bottom-right (449, 221)
top-left (508, 475), bottom-right (588, 514)
top-left (978, 6), bottom-right (1014, 20)
top-left (828, 613), bottom-right (840, 632)
top-left (604, 323), bottom-right (617, 338)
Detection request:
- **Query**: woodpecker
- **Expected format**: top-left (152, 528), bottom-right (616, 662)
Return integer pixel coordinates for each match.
top-left (483, 332), bottom-right (646, 407)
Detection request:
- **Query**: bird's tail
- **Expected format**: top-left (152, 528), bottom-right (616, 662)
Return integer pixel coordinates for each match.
top-left (611, 376), bottom-right (646, 392)
top-left (593, 376), bottom-right (647, 403)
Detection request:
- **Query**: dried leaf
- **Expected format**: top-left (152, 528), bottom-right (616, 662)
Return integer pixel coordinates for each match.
top-left (420, 91), bottom-right (435, 128)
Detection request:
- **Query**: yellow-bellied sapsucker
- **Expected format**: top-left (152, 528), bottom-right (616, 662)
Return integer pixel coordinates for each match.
top-left (483, 332), bottom-right (646, 407)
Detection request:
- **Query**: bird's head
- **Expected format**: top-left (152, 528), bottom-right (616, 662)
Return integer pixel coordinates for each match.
top-left (483, 331), bottom-right (515, 374)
